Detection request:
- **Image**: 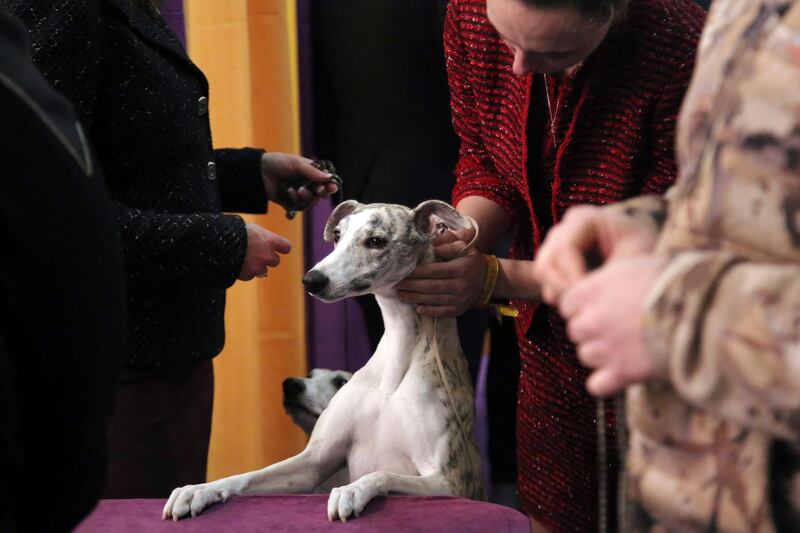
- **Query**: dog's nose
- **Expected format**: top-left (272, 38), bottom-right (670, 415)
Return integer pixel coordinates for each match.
top-left (302, 270), bottom-right (329, 294)
top-left (282, 378), bottom-right (305, 397)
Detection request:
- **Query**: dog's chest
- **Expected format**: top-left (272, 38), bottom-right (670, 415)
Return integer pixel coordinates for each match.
top-left (346, 378), bottom-right (452, 480)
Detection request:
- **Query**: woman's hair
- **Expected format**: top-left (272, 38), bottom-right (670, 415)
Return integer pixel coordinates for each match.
top-left (520, 0), bottom-right (629, 20)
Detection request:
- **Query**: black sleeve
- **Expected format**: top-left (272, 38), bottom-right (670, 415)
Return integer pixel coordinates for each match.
top-left (0, 9), bottom-right (126, 531)
top-left (118, 206), bottom-right (249, 290)
top-left (0, 336), bottom-right (18, 533)
top-left (215, 147), bottom-right (269, 214)
top-left (5, 0), bottom-right (255, 290)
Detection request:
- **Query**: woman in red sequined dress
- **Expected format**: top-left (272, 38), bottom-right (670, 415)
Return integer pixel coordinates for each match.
top-left (397, 0), bottom-right (705, 530)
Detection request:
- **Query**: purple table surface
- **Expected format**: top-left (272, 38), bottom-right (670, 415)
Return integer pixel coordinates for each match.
top-left (75, 495), bottom-right (530, 533)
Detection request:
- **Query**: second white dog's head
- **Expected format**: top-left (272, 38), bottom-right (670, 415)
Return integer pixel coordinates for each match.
top-left (283, 368), bottom-right (353, 435)
top-left (302, 200), bottom-right (473, 302)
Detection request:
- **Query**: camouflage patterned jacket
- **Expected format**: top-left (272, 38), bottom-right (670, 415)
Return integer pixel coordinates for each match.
top-left (610, 0), bottom-right (800, 531)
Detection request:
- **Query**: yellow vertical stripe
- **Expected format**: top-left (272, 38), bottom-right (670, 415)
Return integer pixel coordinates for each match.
top-left (185, 0), bottom-right (307, 480)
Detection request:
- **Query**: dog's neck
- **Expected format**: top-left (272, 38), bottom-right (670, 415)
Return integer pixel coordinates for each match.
top-left (372, 290), bottom-right (450, 392)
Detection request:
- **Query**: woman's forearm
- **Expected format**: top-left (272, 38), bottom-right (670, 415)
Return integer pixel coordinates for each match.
top-left (453, 195), bottom-right (539, 301)
top-left (494, 258), bottom-right (541, 301)
top-left (455, 196), bottom-right (513, 252)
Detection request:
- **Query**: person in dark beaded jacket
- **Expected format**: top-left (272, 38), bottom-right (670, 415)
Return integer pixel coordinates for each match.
top-left (1, 0), bottom-right (338, 498)
top-left (396, 0), bottom-right (705, 531)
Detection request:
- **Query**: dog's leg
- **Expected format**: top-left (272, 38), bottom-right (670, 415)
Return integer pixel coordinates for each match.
top-left (162, 446), bottom-right (336, 520)
top-left (163, 404), bottom-right (353, 521)
top-left (327, 471), bottom-right (451, 522)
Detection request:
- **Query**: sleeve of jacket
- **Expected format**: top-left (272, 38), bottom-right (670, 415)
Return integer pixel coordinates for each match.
top-left (640, 23), bottom-right (702, 195)
top-left (643, 251), bottom-right (800, 440)
top-left (215, 147), bottom-right (269, 214)
top-left (7, 1), bottom-right (255, 290)
top-left (0, 9), bottom-right (127, 523)
top-left (445, 0), bottom-right (523, 217)
top-left (605, 194), bottom-right (670, 236)
top-left (0, 336), bottom-right (17, 533)
top-left (118, 206), bottom-right (248, 290)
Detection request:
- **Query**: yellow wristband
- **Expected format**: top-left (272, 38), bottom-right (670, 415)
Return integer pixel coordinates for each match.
top-left (478, 254), bottom-right (500, 307)
top-left (492, 303), bottom-right (519, 318)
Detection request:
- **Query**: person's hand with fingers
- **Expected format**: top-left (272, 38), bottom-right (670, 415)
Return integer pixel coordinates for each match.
top-left (533, 205), bottom-right (658, 306)
top-left (558, 254), bottom-right (666, 397)
top-left (396, 229), bottom-right (485, 317)
top-left (238, 223), bottom-right (292, 281)
top-left (260, 152), bottom-right (339, 209)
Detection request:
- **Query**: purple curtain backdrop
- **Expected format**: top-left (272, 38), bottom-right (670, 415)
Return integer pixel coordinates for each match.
top-left (298, 0), bottom-right (373, 373)
top-left (161, 0), bottom-right (185, 44)
top-left (296, 3), bottom-right (491, 493)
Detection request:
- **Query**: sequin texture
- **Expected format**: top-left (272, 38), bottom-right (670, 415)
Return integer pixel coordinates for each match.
top-left (445, 0), bottom-right (706, 530)
top-left (5, 0), bottom-right (269, 368)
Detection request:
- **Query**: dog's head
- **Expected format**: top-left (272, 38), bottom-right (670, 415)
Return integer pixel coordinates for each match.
top-left (303, 200), bottom-right (473, 301)
top-left (283, 368), bottom-right (353, 435)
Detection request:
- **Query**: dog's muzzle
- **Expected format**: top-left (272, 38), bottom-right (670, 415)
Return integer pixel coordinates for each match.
top-left (302, 270), bottom-right (329, 295)
top-left (283, 377), bottom-right (305, 398)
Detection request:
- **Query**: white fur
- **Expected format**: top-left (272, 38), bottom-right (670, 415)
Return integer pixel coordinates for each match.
top-left (162, 201), bottom-right (484, 522)
top-left (283, 368), bottom-right (353, 436)
top-left (283, 368), bottom-right (352, 493)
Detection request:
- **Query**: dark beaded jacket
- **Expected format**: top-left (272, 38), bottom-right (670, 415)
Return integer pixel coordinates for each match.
top-left (4, 0), bottom-right (270, 368)
top-left (446, 0), bottom-right (705, 530)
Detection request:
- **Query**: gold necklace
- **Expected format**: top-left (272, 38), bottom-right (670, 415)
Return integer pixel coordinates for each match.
top-left (543, 73), bottom-right (561, 149)
top-left (543, 62), bottom-right (583, 150)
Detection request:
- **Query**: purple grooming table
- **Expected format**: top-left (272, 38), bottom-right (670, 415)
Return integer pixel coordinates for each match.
top-left (75, 495), bottom-right (530, 532)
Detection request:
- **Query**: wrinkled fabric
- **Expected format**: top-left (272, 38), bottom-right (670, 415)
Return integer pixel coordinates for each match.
top-left (444, 1), bottom-right (705, 529)
top-left (611, 1), bottom-right (800, 531)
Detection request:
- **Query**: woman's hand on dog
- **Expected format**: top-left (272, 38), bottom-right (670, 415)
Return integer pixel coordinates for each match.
top-left (396, 231), bottom-right (485, 317)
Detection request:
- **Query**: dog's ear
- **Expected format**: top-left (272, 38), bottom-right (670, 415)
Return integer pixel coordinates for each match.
top-left (324, 200), bottom-right (360, 242)
top-left (413, 200), bottom-right (474, 238)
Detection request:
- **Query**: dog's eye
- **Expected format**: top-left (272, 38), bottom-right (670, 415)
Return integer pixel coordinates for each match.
top-left (332, 228), bottom-right (341, 243)
top-left (365, 236), bottom-right (387, 249)
top-left (332, 377), bottom-right (348, 389)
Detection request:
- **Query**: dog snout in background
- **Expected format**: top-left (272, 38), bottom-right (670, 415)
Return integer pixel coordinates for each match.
top-left (282, 368), bottom-right (352, 435)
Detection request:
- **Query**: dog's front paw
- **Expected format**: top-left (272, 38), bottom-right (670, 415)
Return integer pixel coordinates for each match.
top-left (326, 472), bottom-right (385, 522)
top-left (162, 481), bottom-right (236, 521)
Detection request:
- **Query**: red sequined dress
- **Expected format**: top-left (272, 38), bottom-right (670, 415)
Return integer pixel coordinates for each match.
top-left (445, 0), bottom-right (705, 530)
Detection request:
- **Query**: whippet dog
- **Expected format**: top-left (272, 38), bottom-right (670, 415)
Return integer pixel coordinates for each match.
top-left (163, 200), bottom-right (485, 522)
top-left (283, 368), bottom-right (353, 492)
top-left (282, 368), bottom-right (353, 436)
